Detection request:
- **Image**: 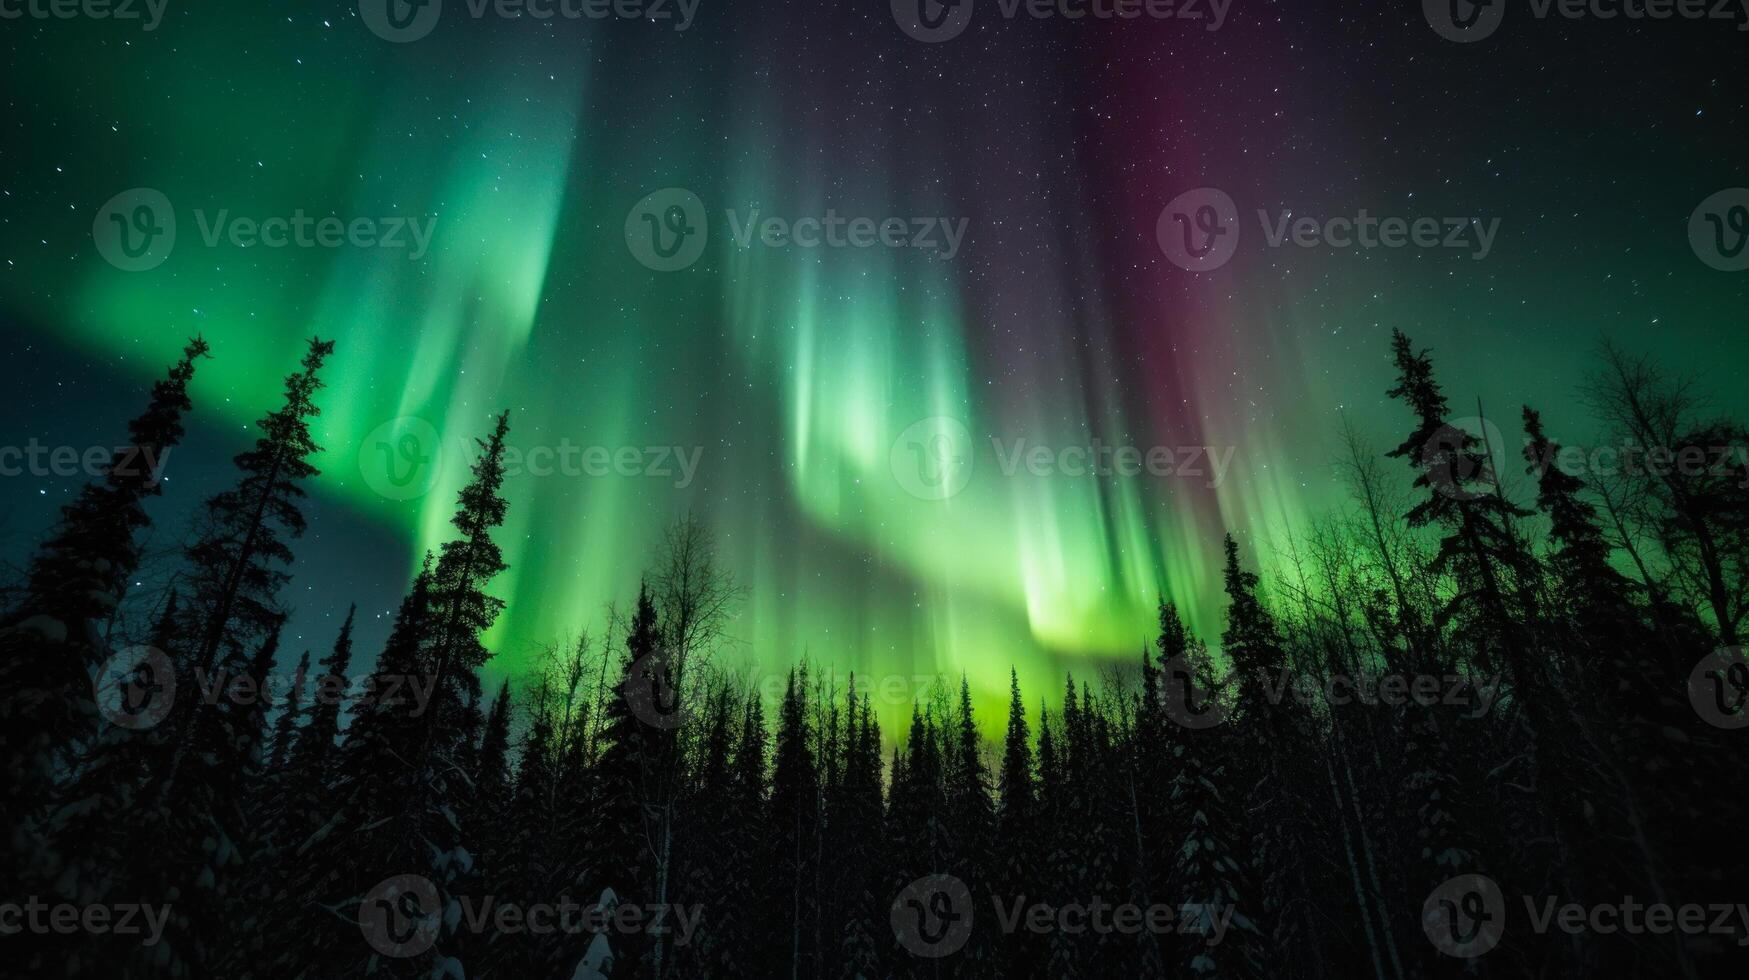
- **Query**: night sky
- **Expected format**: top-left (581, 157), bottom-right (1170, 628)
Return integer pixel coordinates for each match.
top-left (2, 0), bottom-right (1746, 732)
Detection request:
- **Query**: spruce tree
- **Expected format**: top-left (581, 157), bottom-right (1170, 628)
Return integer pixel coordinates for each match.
top-left (1, 337), bottom-right (207, 874)
top-left (769, 666), bottom-right (821, 977)
top-left (1385, 328), bottom-right (1535, 673)
top-left (995, 670), bottom-right (1040, 977)
top-left (285, 605), bottom-right (356, 803)
top-left (185, 337), bottom-right (334, 670)
top-left (587, 584), bottom-right (664, 974)
top-left (268, 649), bottom-right (310, 773)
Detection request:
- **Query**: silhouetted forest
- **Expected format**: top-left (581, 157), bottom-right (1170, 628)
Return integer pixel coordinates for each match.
top-left (2, 329), bottom-right (1746, 978)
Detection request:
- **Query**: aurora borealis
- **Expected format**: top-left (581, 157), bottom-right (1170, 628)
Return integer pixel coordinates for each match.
top-left (3, 0), bottom-right (1748, 734)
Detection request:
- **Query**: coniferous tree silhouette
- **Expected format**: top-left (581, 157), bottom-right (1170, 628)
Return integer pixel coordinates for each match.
top-left (8, 329), bottom-right (1749, 979)
top-left (0, 337), bottom-right (207, 897)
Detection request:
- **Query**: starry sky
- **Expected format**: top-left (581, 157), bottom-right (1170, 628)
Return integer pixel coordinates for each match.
top-left (2, 0), bottom-right (1746, 731)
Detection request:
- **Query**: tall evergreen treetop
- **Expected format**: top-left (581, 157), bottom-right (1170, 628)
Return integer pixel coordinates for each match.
top-left (187, 337), bottom-right (334, 667)
top-left (16, 336), bottom-right (209, 635)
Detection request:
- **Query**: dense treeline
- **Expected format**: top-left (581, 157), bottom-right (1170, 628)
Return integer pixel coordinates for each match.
top-left (2, 329), bottom-right (1746, 978)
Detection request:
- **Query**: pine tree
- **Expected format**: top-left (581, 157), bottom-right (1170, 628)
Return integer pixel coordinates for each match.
top-left (587, 583), bottom-right (664, 974)
top-left (285, 605), bottom-right (356, 806)
top-left (1385, 328), bottom-right (1536, 674)
top-left (996, 670), bottom-right (1033, 842)
top-left (769, 666), bottom-right (821, 977)
top-left (268, 649), bottom-right (310, 773)
top-left (1220, 534), bottom-right (1290, 724)
top-left (995, 670), bottom-right (1040, 977)
top-left (1164, 637), bottom-right (1268, 978)
top-left (475, 678), bottom-right (514, 822)
top-left (8, 336), bottom-right (208, 633)
top-left (185, 337), bottom-right (334, 671)
top-left (298, 412), bottom-right (513, 978)
top-left (835, 688), bottom-right (886, 980)
top-left (1, 337), bottom-right (207, 878)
